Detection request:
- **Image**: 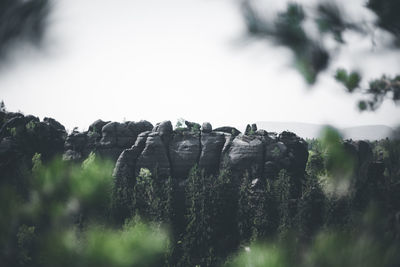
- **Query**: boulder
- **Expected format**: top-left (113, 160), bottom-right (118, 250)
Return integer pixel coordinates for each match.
top-left (43, 117), bottom-right (66, 132)
top-left (153, 120), bottom-right (173, 137)
top-left (214, 126), bottom-right (241, 137)
top-left (99, 121), bottom-right (136, 147)
top-left (225, 134), bottom-right (264, 177)
top-left (88, 119), bottom-right (109, 134)
top-left (100, 122), bottom-right (119, 146)
top-left (201, 122), bottom-right (212, 133)
top-left (65, 119), bottom-right (152, 162)
top-left (127, 120), bottom-right (153, 136)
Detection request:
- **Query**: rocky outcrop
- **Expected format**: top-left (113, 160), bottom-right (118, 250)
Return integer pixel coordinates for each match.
top-left (113, 121), bottom-right (309, 188)
top-left (0, 112), bottom-right (66, 162)
top-left (2, 110), bottom-right (390, 220)
top-left (222, 134), bottom-right (264, 177)
top-left (0, 111), bottom-right (311, 192)
top-left (278, 131), bottom-right (309, 174)
top-left (201, 122), bottom-right (212, 133)
top-left (213, 126), bottom-right (241, 137)
top-left (136, 132), bottom-right (171, 178)
top-left (63, 120), bottom-right (153, 161)
top-left (0, 111), bottom-right (309, 185)
top-left (0, 111), bottom-right (67, 197)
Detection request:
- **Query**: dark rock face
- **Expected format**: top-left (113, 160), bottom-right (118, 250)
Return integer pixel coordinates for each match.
top-left (153, 121), bottom-right (173, 138)
top-left (113, 122), bottom-right (309, 188)
top-left (0, 111), bottom-right (309, 183)
top-left (244, 123), bottom-right (258, 135)
top-left (199, 132), bottom-right (225, 175)
top-left (0, 112), bottom-right (66, 162)
top-left (0, 111), bottom-right (312, 203)
top-left (113, 131), bottom-right (152, 192)
top-left (278, 131), bottom-right (309, 174)
top-left (64, 120), bottom-right (153, 162)
top-left (136, 132), bottom-right (171, 178)
top-left (0, 112), bottom-right (67, 196)
top-left (170, 132), bottom-right (201, 179)
top-left (89, 119), bottom-right (109, 134)
top-left (223, 134), bottom-right (264, 177)
top-left (214, 126), bottom-right (241, 137)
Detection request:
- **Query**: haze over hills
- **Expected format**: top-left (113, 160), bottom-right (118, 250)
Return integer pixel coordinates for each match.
top-left (256, 121), bottom-right (394, 140)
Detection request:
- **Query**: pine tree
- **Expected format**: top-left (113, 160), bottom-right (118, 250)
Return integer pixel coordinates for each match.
top-left (274, 170), bottom-right (293, 240)
top-left (237, 171), bottom-right (254, 244)
top-left (132, 168), bottom-right (155, 220)
top-left (212, 168), bottom-right (239, 260)
top-left (297, 174), bottom-right (326, 243)
top-left (180, 166), bottom-right (215, 266)
top-left (252, 179), bottom-right (279, 240)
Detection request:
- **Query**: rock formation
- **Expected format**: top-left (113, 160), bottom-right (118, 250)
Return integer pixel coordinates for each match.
top-left (1, 110), bottom-right (387, 220)
top-left (113, 121), bottom-right (309, 185)
top-left (63, 120), bottom-right (153, 162)
top-left (0, 111), bottom-right (67, 197)
top-left (0, 111), bottom-right (310, 186)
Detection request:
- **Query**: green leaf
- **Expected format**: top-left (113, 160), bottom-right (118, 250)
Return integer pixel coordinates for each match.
top-left (334, 68), bottom-right (348, 83)
top-left (335, 68), bottom-right (361, 92)
top-left (346, 71), bottom-right (361, 92)
top-left (358, 100), bottom-right (367, 111)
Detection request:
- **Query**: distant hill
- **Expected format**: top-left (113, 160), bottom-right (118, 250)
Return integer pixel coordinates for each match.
top-left (256, 121), bottom-right (394, 140)
top-left (341, 125), bottom-right (394, 141)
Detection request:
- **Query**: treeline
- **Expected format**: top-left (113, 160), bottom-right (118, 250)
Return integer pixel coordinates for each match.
top-left (1, 130), bottom-right (400, 266)
top-left (114, 131), bottom-right (400, 266)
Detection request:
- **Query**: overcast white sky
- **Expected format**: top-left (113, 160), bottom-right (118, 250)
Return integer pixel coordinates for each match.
top-left (1, 0), bottom-right (399, 131)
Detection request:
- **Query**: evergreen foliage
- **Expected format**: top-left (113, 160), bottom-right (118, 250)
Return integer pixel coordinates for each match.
top-left (1, 127), bottom-right (400, 266)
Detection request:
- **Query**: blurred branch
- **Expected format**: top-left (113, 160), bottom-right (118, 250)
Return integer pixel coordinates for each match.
top-left (0, 0), bottom-right (50, 60)
top-left (240, 0), bottom-right (400, 111)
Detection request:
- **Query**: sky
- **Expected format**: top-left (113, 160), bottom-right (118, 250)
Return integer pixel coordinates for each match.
top-left (1, 0), bottom-right (400, 132)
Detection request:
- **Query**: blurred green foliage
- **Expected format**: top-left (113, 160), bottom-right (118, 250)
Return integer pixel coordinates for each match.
top-left (320, 126), bottom-right (355, 184)
top-left (226, 127), bottom-right (400, 266)
top-left (2, 127), bottom-right (400, 266)
top-left (241, 0), bottom-right (400, 111)
top-left (0, 153), bottom-right (168, 267)
top-left (225, 244), bottom-right (286, 267)
top-left (335, 68), bottom-right (362, 93)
